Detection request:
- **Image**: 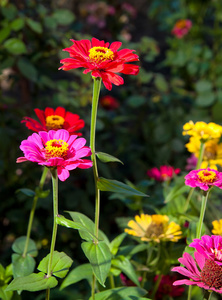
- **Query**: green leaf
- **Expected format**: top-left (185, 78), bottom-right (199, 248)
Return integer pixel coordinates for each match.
top-left (37, 251), bottom-right (73, 278)
top-left (127, 95), bottom-right (146, 107)
top-left (17, 58), bottom-right (38, 82)
top-left (26, 18), bottom-right (43, 33)
top-left (52, 9), bottom-right (75, 25)
top-left (10, 18), bottom-right (25, 31)
top-left (110, 233), bottom-right (127, 256)
top-left (12, 236), bottom-right (38, 257)
top-left (89, 286), bottom-right (148, 300)
top-left (5, 272), bottom-right (58, 292)
top-left (4, 38), bottom-right (27, 55)
top-left (0, 27), bottom-right (11, 43)
top-left (118, 244), bottom-right (147, 258)
top-left (35, 187), bottom-right (50, 198)
top-left (196, 91), bottom-right (215, 107)
top-left (81, 241), bottom-right (112, 287)
top-left (12, 254), bottom-right (35, 278)
top-left (96, 152), bottom-right (123, 164)
top-left (0, 285), bottom-right (13, 300)
top-left (97, 178), bottom-right (148, 197)
top-left (16, 188), bottom-right (35, 197)
top-left (195, 80), bottom-right (212, 93)
top-left (112, 256), bottom-right (140, 286)
top-left (1, 4), bottom-right (17, 20)
top-left (60, 263), bottom-right (93, 290)
top-left (154, 74), bottom-right (168, 92)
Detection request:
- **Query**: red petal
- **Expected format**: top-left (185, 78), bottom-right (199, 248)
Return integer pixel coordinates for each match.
top-left (34, 108), bottom-right (46, 126)
top-left (110, 41), bottom-right (122, 52)
top-left (45, 107), bottom-right (55, 117)
top-left (55, 107), bottom-right (66, 118)
top-left (121, 64), bottom-right (140, 75)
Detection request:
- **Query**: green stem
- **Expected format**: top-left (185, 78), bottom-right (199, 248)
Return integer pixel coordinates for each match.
top-left (187, 285), bottom-right (192, 300)
top-left (23, 167), bottom-right (48, 257)
top-left (46, 168), bottom-right (59, 300)
top-left (109, 275), bottom-right (115, 289)
top-left (91, 275), bottom-right (96, 300)
top-left (184, 187), bottom-right (194, 213)
top-left (90, 76), bottom-right (102, 240)
top-left (151, 274), bottom-right (162, 299)
top-left (196, 191), bottom-right (210, 239)
top-left (196, 142), bottom-right (205, 170)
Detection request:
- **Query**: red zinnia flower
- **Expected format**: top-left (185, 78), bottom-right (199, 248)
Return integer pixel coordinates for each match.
top-left (22, 107), bottom-right (85, 136)
top-left (147, 165), bottom-right (181, 182)
top-left (154, 275), bottom-right (184, 299)
top-left (172, 19), bottom-right (192, 38)
top-left (100, 95), bottom-right (120, 110)
top-left (59, 37), bottom-right (140, 90)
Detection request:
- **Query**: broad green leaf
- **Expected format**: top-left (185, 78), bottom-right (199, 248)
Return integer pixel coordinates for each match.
top-left (5, 272), bottom-right (58, 292)
top-left (81, 241), bottom-right (112, 287)
top-left (164, 184), bottom-right (190, 203)
top-left (17, 58), bottom-right (38, 82)
top-left (16, 188), bottom-right (35, 197)
top-left (67, 212), bottom-right (110, 245)
top-left (10, 18), bottom-right (25, 31)
top-left (96, 152), bottom-right (123, 164)
top-left (112, 256), bottom-right (140, 286)
top-left (1, 4), bottom-right (17, 20)
top-left (26, 18), bottom-right (43, 33)
top-left (97, 177), bottom-right (148, 197)
top-left (12, 254), bottom-right (35, 278)
top-left (56, 215), bottom-right (97, 241)
top-left (89, 286), bottom-right (148, 300)
top-left (4, 38), bottom-right (27, 54)
top-left (0, 285), bottom-right (13, 300)
top-left (154, 74), bottom-right (168, 92)
top-left (110, 233), bottom-right (127, 255)
top-left (127, 95), bottom-right (146, 107)
top-left (196, 91), bottom-right (215, 107)
top-left (12, 236), bottom-right (38, 257)
top-left (52, 9), bottom-right (75, 25)
top-left (60, 263), bottom-right (93, 290)
top-left (195, 80), bottom-right (212, 93)
top-left (0, 27), bottom-right (11, 43)
top-left (38, 251), bottom-right (73, 278)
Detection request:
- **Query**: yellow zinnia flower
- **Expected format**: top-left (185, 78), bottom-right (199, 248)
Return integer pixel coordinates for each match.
top-left (186, 137), bottom-right (222, 170)
top-left (212, 219), bottom-right (222, 235)
top-left (124, 214), bottom-right (182, 243)
top-left (183, 121), bottom-right (222, 142)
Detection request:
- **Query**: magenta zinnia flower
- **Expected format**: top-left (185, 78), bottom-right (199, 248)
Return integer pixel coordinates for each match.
top-left (154, 274), bottom-right (184, 299)
top-left (172, 251), bottom-right (222, 293)
top-left (59, 37), bottom-right (139, 90)
top-left (172, 19), bottom-right (192, 38)
top-left (147, 165), bottom-right (180, 182)
top-left (16, 129), bottom-right (93, 181)
top-left (184, 168), bottom-right (222, 191)
top-left (22, 107), bottom-right (85, 136)
top-left (189, 235), bottom-right (222, 266)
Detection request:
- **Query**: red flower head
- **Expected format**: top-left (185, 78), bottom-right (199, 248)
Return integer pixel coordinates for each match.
top-left (22, 107), bottom-right (85, 136)
top-left (100, 95), bottom-right (120, 110)
top-left (172, 19), bottom-right (192, 38)
top-left (154, 275), bottom-right (184, 299)
top-left (59, 37), bottom-right (140, 90)
top-left (147, 165), bottom-right (181, 182)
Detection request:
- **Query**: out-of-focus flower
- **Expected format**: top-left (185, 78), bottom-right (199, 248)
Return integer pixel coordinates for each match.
top-left (100, 95), bottom-right (120, 110)
top-left (120, 273), bottom-right (142, 286)
top-left (185, 154), bottom-right (198, 171)
top-left (189, 235), bottom-right (222, 266)
top-left (184, 168), bottom-right (222, 191)
top-left (212, 220), bottom-right (222, 236)
top-left (172, 251), bottom-right (222, 293)
top-left (154, 274), bottom-right (185, 299)
top-left (16, 129), bottom-right (92, 181)
top-left (121, 3), bottom-right (137, 18)
top-left (185, 137), bottom-right (222, 170)
top-left (59, 37), bottom-right (139, 90)
top-left (22, 107), bottom-right (85, 136)
top-left (147, 165), bottom-right (180, 182)
top-left (183, 121), bottom-right (222, 142)
top-left (172, 19), bottom-right (192, 38)
top-left (125, 214), bottom-right (182, 243)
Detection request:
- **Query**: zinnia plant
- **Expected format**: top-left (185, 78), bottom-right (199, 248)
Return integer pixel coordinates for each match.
top-left (125, 213), bottom-right (182, 243)
top-left (59, 37), bottom-right (140, 90)
top-left (16, 129), bottom-right (93, 181)
top-left (147, 165), bottom-right (180, 182)
top-left (22, 107), bottom-right (85, 136)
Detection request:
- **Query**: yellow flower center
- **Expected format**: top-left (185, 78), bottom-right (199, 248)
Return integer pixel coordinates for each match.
top-left (89, 46), bottom-right (114, 62)
top-left (197, 170), bottom-right (217, 183)
top-left (45, 139), bottom-right (69, 159)
top-left (145, 222), bottom-right (164, 238)
top-left (176, 20), bottom-right (187, 29)
top-left (46, 115), bottom-right (65, 130)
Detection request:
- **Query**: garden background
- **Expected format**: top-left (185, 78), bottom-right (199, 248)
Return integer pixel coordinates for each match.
top-left (1, 0), bottom-right (222, 299)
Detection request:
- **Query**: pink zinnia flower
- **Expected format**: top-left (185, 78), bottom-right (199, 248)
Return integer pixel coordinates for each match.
top-left (100, 95), bottom-right (120, 110)
top-left (16, 129), bottom-right (93, 181)
top-left (172, 251), bottom-right (222, 293)
top-left (59, 37), bottom-right (139, 90)
top-left (154, 275), bottom-right (184, 299)
top-left (189, 235), bottom-right (222, 266)
top-left (147, 165), bottom-right (180, 182)
top-left (172, 19), bottom-right (192, 38)
top-left (184, 168), bottom-right (222, 191)
top-left (22, 107), bottom-right (85, 136)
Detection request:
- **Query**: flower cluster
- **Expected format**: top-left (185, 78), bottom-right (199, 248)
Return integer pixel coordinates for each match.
top-left (147, 165), bottom-right (180, 182)
top-left (172, 19), bottom-right (192, 38)
top-left (125, 213), bottom-right (182, 243)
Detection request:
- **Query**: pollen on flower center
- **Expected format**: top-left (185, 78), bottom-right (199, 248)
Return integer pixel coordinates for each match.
top-left (46, 115), bottom-right (65, 130)
top-left (200, 259), bottom-right (222, 288)
top-left (45, 139), bottom-right (69, 159)
top-left (89, 46), bottom-right (114, 62)
top-left (145, 223), bottom-right (164, 238)
top-left (197, 170), bottom-right (217, 183)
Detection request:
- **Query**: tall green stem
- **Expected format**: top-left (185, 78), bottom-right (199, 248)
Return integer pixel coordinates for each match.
top-left (46, 168), bottom-right (59, 300)
top-left (23, 167), bottom-right (48, 257)
top-left (196, 191), bottom-right (210, 239)
top-left (90, 77), bottom-right (102, 240)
